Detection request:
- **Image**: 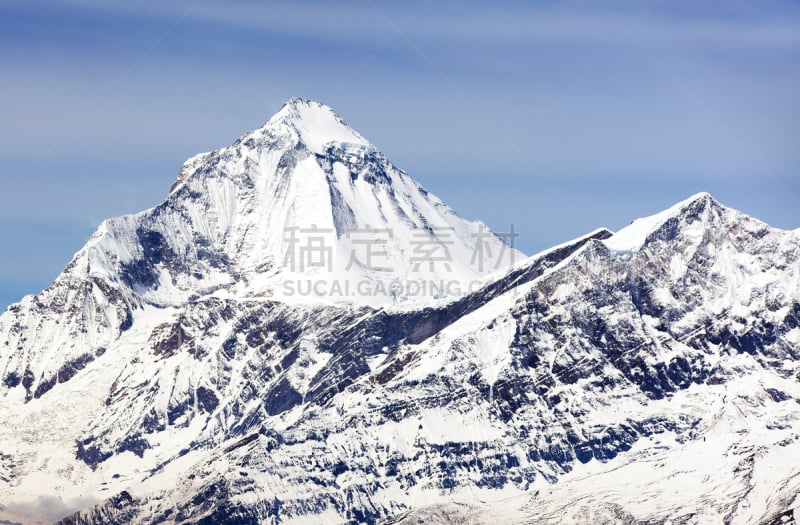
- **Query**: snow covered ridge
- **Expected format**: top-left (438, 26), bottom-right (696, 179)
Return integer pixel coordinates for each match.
top-left (0, 99), bottom-right (799, 524)
top-left (76, 97), bottom-right (522, 310)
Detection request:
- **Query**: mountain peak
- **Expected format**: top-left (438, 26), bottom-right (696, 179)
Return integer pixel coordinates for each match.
top-left (273, 97), bottom-right (333, 121)
top-left (265, 97), bottom-right (369, 154)
top-left (83, 98), bottom-right (524, 307)
top-left (604, 192), bottom-right (721, 252)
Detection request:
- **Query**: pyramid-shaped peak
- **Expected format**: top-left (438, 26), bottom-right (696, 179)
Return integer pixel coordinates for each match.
top-left (266, 97), bottom-right (370, 154)
top-left (276, 97), bottom-right (336, 118)
top-left (604, 192), bottom-right (723, 252)
top-left (655, 191), bottom-right (720, 222)
top-left (679, 191), bottom-right (711, 201)
top-left (679, 191), bottom-right (716, 209)
top-left (117, 96), bottom-right (525, 307)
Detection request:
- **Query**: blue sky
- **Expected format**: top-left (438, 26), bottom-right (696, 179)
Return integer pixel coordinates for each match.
top-left (1, 0), bottom-right (798, 309)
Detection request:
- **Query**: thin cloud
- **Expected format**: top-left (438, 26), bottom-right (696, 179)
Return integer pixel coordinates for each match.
top-left (1, 494), bottom-right (101, 524)
top-left (4, 0), bottom-right (800, 48)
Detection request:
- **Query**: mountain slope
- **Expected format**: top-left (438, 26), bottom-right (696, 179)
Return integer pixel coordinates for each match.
top-left (0, 98), bottom-right (520, 418)
top-left (0, 101), bottom-right (799, 524)
top-left (51, 192), bottom-right (800, 525)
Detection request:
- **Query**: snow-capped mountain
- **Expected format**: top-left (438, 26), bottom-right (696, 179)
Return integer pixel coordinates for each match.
top-left (157, 98), bottom-right (518, 306)
top-left (1, 100), bottom-right (799, 525)
top-left (0, 97), bottom-right (519, 410)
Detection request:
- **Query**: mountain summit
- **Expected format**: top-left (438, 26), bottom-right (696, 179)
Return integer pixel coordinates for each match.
top-left (79, 98), bottom-right (522, 310)
top-left (0, 102), bottom-right (799, 524)
top-left (604, 191), bottom-right (726, 252)
top-left (262, 97), bottom-right (371, 154)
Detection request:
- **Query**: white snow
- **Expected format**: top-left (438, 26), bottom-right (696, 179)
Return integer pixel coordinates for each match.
top-left (268, 98), bottom-right (369, 154)
top-left (1, 100), bottom-right (799, 525)
top-left (604, 192), bottom-right (711, 252)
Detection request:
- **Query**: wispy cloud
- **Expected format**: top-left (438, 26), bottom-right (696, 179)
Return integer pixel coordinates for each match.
top-left (4, 0), bottom-right (800, 48)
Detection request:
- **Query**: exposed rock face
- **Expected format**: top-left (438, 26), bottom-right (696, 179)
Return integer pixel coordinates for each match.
top-left (1, 100), bottom-right (799, 524)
